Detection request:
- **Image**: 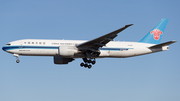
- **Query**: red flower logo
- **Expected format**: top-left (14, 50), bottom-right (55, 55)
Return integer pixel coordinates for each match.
top-left (151, 29), bottom-right (163, 40)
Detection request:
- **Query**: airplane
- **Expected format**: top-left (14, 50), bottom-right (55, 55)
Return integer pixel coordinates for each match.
top-left (2, 19), bottom-right (176, 69)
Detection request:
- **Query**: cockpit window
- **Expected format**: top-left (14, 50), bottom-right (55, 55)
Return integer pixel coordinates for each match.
top-left (6, 43), bottom-right (11, 45)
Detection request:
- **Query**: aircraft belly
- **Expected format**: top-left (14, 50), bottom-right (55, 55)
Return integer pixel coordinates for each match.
top-left (99, 51), bottom-right (110, 57)
top-left (101, 48), bottom-right (152, 58)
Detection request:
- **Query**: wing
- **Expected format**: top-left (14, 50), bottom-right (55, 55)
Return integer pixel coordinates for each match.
top-left (76, 24), bottom-right (133, 58)
top-left (77, 24), bottom-right (133, 52)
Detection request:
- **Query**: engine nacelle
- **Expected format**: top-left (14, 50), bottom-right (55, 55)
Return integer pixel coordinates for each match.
top-left (54, 56), bottom-right (74, 64)
top-left (58, 46), bottom-right (76, 57)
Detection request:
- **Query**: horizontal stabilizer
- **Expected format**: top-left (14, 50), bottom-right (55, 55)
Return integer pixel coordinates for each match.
top-left (149, 41), bottom-right (177, 49)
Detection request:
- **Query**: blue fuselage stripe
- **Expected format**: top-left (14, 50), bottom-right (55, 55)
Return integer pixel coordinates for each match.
top-left (2, 46), bottom-right (133, 51)
top-left (99, 48), bottom-right (131, 51)
top-left (2, 46), bottom-right (58, 51)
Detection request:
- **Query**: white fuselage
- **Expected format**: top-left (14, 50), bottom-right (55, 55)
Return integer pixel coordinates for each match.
top-left (2, 39), bottom-right (169, 58)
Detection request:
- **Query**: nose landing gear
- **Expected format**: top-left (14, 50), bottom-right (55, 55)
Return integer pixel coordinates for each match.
top-left (14, 54), bottom-right (20, 63)
top-left (80, 58), bottom-right (96, 69)
top-left (16, 59), bottom-right (20, 63)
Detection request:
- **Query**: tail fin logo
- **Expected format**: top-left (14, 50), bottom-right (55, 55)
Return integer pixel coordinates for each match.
top-left (151, 29), bottom-right (163, 40)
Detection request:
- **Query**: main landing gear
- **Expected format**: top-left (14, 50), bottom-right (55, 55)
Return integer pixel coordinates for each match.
top-left (80, 58), bottom-right (96, 69)
top-left (14, 54), bottom-right (20, 63)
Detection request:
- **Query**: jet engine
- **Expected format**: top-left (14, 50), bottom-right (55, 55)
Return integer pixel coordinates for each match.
top-left (58, 46), bottom-right (77, 57)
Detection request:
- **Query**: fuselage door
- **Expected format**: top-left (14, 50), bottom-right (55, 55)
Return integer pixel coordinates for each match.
top-left (19, 42), bottom-right (23, 48)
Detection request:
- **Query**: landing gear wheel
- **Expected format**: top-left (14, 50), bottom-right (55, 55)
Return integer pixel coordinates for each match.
top-left (88, 65), bottom-right (92, 69)
top-left (80, 63), bottom-right (84, 67)
top-left (83, 58), bottom-right (88, 63)
top-left (87, 60), bottom-right (91, 63)
top-left (92, 61), bottom-right (96, 65)
top-left (84, 64), bottom-right (88, 68)
top-left (81, 58), bottom-right (96, 69)
top-left (16, 59), bottom-right (20, 63)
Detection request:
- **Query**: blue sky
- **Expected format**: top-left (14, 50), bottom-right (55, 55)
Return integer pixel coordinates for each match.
top-left (0, 0), bottom-right (179, 101)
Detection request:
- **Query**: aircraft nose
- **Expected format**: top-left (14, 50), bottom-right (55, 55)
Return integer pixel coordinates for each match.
top-left (2, 46), bottom-right (6, 51)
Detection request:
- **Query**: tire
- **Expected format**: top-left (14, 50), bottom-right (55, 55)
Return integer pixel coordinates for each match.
top-left (16, 59), bottom-right (20, 63)
top-left (92, 61), bottom-right (95, 65)
top-left (84, 64), bottom-right (88, 67)
top-left (87, 60), bottom-right (91, 63)
top-left (88, 65), bottom-right (92, 69)
top-left (80, 63), bottom-right (84, 67)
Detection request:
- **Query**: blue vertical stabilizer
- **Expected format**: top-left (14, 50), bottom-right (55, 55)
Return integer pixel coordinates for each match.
top-left (139, 19), bottom-right (168, 44)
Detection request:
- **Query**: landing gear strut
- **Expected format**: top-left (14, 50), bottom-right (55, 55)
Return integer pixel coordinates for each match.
top-left (14, 54), bottom-right (20, 63)
top-left (80, 58), bottom-right (96, 69)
